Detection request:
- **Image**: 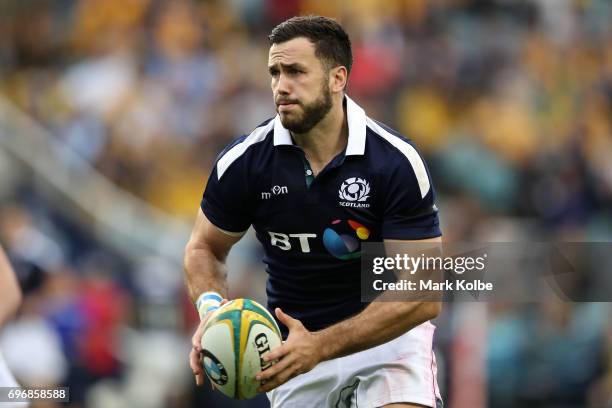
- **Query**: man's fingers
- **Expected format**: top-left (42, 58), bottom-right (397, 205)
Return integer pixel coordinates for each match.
top-left (262, 342), bottom-right (289, 363)
top-left (275, 307), bottom-right (302, 330)
top-left (190, 347), bottom-right (206, 386)
top-left (190, 301), bottom-right (232, 389)
top-left (193, 300), bottom-right (229, 351)
top-left (192, 311), bottom-right (213, 351)
top-left (191, 351), bottom-right (207, 387)
top-left (190, 348), bottom-right (201, 372)
top-left (195, 372), bottom-right (204, 386)
top-left (192, 333), bottom-right (201, 351)
top-left (192, 320), bottom-right (204, 349)
top-left (257, 351), bottom-right (294, 382)
top-left (258, 361), bottom-right (301, 392)
top-left (275, 308), bottom-right (291, 325)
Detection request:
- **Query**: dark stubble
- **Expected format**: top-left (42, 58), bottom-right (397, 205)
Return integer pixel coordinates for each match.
top-left (278, 78), bottom-right (333, 134)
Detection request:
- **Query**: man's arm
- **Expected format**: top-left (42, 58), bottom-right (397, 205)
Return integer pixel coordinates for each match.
top-left (184, 208), bottom-right (243, 386)
top-left (184, 208), bottom-right (243, 302)
top-left (315, 297), bottom-right (440, 362)
top-left (0, 245), bottom-right (22, 329)
top-left (257, 236), bottom-right (442, 392)
top-left (316, 236), bottom-right (442, 360)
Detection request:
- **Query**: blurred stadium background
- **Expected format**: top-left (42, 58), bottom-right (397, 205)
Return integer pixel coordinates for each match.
top-left (0, 0), bottom-right (611, 407)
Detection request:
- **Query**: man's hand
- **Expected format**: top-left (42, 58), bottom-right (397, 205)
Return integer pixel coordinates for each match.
top-left (256, 308), bottom-right (323, 392)
top-left (189, 299), bottom-right (228, 387)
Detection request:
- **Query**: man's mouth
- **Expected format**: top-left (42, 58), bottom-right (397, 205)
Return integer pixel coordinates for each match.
top-left (276, 99), bottom-right (299, 106)
top-left (277, 101), bottom-right (299, 111)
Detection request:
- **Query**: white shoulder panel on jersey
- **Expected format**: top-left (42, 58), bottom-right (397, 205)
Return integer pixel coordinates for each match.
top-left (366, 117), bottom-right (431, 199)
top-left (216, 120), bottom-right (275, 181)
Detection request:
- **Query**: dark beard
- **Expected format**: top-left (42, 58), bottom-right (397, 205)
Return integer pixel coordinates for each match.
top-left (279, 81), bottom-right (333, 134)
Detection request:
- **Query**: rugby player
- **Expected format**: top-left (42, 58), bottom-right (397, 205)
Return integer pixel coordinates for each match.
top-left (185, 16), bottom-right (443, 408)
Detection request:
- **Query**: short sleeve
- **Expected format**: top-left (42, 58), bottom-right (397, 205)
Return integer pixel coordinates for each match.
top-left (381, 155), bottom-right (441, 240)
top-left (200, 139), bottom-right (253, 233)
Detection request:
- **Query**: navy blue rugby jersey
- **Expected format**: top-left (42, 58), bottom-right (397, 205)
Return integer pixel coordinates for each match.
top-left (201, 96), bottom-right (441, 337)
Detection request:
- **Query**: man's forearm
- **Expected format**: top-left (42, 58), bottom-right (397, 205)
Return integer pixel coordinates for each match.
top-left (315, 301), bottom-right (441, 362)
top-left (183, 244), bottom-right (229, 303)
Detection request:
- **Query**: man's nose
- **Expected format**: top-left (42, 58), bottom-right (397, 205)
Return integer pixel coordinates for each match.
top-left (276, 73), bottom-right (291, 95)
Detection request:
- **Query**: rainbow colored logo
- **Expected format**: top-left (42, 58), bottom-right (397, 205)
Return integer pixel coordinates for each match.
top-left (322, 219), bottom-right (370, 260)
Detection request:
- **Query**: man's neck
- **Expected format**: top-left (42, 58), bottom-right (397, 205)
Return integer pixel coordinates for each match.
top-left (291, 97), bottom-right (348, 170)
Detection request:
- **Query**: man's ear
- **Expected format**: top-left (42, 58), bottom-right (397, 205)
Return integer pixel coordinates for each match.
top-left (329, 66), bottom-right (348, 93)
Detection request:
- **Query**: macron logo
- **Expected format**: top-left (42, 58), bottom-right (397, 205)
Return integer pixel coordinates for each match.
top-left (261, 185), bottom-right (288, 200)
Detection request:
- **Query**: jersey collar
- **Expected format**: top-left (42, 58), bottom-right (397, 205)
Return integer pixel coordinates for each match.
top-left (273, 94), bottom-right (367, 156)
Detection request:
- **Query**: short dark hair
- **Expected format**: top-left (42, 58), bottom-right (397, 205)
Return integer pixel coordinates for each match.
top-left (268, 15), bottom-right (353, 75)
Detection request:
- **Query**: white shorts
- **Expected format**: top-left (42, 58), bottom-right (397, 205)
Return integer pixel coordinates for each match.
top-left (267, 321), bottom-right (442, 408)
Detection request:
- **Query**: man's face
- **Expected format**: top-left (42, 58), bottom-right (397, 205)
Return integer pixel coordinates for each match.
top-left (268, 37), bottom-right (333, 134)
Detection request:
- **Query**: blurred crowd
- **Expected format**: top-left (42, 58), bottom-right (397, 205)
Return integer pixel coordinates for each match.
top-left (0, 0), bottom-right (611, 407)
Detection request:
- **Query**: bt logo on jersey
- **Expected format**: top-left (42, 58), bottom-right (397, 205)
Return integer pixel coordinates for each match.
top-left (268, 232), bottom-right (317, 253)
top-left (268, 219), bottom-right (370, 257)
top-left (323, 219), bottom-right (370, 260)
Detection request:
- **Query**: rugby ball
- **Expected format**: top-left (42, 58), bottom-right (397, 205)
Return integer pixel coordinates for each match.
top-left (201, 298), bottom-right (282, 399)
